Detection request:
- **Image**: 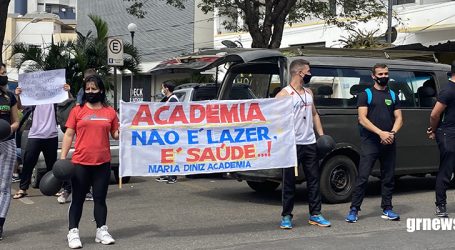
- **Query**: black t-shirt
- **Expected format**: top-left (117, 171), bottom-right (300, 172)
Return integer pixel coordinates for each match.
top-left (0, 91), bottom-right (17, 141)
top-left (437, 81), bottom-right (455, 130)
top-left (357, 87), bottom-right (401, 140)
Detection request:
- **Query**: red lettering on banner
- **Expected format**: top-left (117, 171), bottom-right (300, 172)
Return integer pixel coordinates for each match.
top-left (219, 104), bottom-right (239, 123)
top-left (185, 144), bottom-right (257, 162)
top-left (190, 105), bottom-right (205, 123)
top-left (154, 106), bottom-right (170, 125)
top-left (132, 105), bottom-right (154, 125)
top-left (187, 148), bottom-right (199, 163)
top-left (161, 149), bottom-right (174, 163)
top-left (206, 104), bottom-right (220, 123)
top-left (247, 103), bottom-right (266, 122)
top-left (169, 105), bottom-right (189, 124)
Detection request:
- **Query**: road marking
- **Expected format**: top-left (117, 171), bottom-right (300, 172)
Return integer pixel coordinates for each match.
top-left (11, 188), bottom-right (34, 204)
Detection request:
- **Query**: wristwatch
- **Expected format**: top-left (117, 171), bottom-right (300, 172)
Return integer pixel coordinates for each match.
top-left (390, 130), bottom-right (396, 134)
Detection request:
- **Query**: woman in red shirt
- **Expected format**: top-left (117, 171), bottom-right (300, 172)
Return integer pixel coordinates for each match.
top-left (60, 75), bottom-right (119, 249)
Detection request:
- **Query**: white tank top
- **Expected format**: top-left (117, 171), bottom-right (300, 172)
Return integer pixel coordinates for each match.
top-left (284, 86), bottom-right (316, 145)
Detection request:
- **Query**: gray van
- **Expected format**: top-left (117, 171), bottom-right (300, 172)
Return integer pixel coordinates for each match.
top-left (151, 48), bottom-right (450, 203)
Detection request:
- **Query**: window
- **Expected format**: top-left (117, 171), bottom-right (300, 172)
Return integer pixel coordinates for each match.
top-left (309, 66), bottom-right (436, 108)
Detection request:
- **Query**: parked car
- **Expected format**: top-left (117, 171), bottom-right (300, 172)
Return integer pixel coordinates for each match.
top-left (173, 82), bottom-right (256, 102)
top-left (23, 126), bottom-right (127, 188)
top-left (150, 48), bottom-right (450, 203)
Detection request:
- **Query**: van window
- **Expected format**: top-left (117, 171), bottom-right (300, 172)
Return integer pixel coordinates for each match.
top-left (309, 67), bottom-right (436, 108)
top-left (233, 73), bottom-right (279, 98)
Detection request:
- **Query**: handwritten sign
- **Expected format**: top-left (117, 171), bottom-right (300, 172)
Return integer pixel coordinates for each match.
top-left (18, 69), bottom-right (68, 105)
top-left (119, 98), bottom-right (297, 177)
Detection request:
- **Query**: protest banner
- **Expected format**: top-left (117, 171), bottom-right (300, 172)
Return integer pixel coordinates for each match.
top-left (119, 98), bottom-right (297, 177)
top-left (18, 69), bottom-right (68, 105)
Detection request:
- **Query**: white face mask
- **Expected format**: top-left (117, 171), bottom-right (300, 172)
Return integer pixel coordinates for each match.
top-left (161, 89), bottom-right (166, 95)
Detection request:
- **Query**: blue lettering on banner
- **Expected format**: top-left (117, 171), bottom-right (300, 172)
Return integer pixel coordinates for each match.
top-left (206, 127), bottom-right (271, 144)
top-left (148, 164), bottom-right (180, 173)
top-left (183, 163), bottom-right (206, 171)
top-left (207, 161), bottom-right (252, 170)
top-left (131, 129), bottom-right (180, 146)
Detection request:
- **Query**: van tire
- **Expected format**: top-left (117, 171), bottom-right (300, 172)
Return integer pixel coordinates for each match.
top-left (247, 181), bottom-right (280, 193)
top-left (320, 155), bottom-right (357, 204)
top-left (31, 168), bottom-right (47, 189)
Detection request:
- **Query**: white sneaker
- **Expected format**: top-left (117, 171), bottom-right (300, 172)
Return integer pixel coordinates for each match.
top-left (95, 225), bottom-right (115, 245)
top-left (67, 228), bottom-right (82, 249)
top-left (58, 191), bottom-right (71, 204)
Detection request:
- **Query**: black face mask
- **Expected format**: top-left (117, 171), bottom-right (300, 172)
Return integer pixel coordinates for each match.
top-left (0, 76), bottom-right (8, 86)
top-left (302, 74), bottom-right (312, 84)
top-left (375, 77), bottom-right (389, 86)
top-left (85, 92), bottom-right (103, 103)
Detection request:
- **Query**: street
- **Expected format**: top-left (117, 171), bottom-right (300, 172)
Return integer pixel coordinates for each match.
top-left (4, 174), bottom-right (455, 250)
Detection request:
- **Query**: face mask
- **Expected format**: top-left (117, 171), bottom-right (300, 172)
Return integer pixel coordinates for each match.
top-left (302, 74), bottom-right (312, 84)
top-left (161, 89), bottom-right (166, 95)
top-left (85, 92), bottom-right (102, 103)
top-left (0, 76), bottom-right (8, 86)
top-left (375, 77), bottom-right (389, 86)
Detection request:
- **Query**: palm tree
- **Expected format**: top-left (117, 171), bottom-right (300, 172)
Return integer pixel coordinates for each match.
top-left (11, 15), bottom-right (141, 101)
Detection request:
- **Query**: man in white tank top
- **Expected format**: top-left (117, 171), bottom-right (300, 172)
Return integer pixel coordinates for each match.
top-left (275, 59), bottom-right (331, 229)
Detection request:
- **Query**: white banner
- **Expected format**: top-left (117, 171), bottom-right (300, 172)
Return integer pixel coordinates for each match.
top-left (119, 98), bottom-right (297, 177)
top-left (18, 69), bottom-right (68, 105)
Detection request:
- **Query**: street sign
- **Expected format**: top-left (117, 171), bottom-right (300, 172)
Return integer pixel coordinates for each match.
top-left (107, 38), bottom-right (124, 66)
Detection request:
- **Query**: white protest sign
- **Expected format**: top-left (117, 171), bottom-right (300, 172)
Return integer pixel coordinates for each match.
top-left (18, 69), bottom-right (68, 105)
top-left (119, 98), bottom-right (298, 177)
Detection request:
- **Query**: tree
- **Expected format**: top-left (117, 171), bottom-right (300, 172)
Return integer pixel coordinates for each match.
top-left (11, 15), bottom-right (141, 98)
top-left (124, 0), bottom-right (387, 48)
top-left (0, 0), bottom-right (11, 63)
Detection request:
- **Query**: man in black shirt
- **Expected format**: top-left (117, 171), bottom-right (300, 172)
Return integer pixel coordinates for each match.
top-left (345, 63), bottom-right (403, 223)
top-left (428, 60), bottom-right (455, 217)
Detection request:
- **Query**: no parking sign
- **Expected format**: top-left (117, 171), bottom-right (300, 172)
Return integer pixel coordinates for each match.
top-left (107, 38), bottom-right (124, 66)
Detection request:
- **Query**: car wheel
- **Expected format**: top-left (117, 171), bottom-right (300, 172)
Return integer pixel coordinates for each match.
top-left (246, 180), bottom-right (280, 193)
top-left (320, 155), bottom-right (357, 204)
top-left (112, 167), bottom-right (130, 184)
top-left (31, 168), bottom-right (47, 189)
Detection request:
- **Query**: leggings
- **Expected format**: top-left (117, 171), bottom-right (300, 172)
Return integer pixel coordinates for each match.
top-left (19, 137), bottom-right (58, 191)
top-left (0, 139), bottom-right (16, 218)
top-left (68, 162), bottom-right (111, 229)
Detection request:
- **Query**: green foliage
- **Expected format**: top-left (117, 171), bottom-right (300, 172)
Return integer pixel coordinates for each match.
top-left (10, 15), bottom-right (141, 96)
top-left (124, 0), bottom-right (388, 48)
top-left (339, 28), bottom-right (390, 49)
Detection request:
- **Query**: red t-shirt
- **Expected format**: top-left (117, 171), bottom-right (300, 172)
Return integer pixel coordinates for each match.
top-left (66, 104), bottom-right (119, 165)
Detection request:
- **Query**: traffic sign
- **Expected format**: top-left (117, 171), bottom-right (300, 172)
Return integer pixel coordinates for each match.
top-left (107, 38), bottom-right (124, 66)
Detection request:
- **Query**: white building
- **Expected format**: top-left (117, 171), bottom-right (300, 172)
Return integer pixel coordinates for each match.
top-left (214, 0), bottom-right (455, 49)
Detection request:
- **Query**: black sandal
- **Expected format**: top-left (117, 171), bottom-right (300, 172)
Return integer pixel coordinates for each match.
top-left (13, 190), bottom-right (27, 199)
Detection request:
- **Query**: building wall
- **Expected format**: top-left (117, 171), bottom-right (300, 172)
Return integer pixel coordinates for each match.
top-left (77, 0), bottom-right (198, 62)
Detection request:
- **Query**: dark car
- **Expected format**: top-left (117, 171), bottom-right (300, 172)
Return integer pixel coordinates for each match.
top-left (151, 48), bottom-right (450, 204)
top-left (173, 82), bottom-right (256, 102)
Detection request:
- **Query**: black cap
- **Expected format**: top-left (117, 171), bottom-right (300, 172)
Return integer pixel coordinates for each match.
top-left (452, 60), bottom-right (455, 73)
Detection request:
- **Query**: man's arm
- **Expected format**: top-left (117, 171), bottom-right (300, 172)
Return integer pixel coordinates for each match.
top-left (391, 109), bottom-right (403, 133)
top-left (307, 89), bottom-right (324, 136)
top-left (358, 107), bottom-right (393, 144)
top-left (430, 101), bottom-right (446, 132)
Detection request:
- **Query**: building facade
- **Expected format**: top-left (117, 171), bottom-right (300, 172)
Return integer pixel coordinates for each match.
top-left (77, 0), bottom-right (214, 102)
top-left (214, 0), bottom-right (455, 49)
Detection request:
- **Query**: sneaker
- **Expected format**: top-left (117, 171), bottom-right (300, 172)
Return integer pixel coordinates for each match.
top-left (85, 192), bottom-right (93, 201)
top-left (57, 191), bottom-right (71, 204)
top-left (11, 175), bottom-right (20, 183)
top-left (156, 177), bottom-right (168, 182)
top-left (381, 209), bottom-right (400, 221)
top-left (309, 214), bottom-right (331, 227)
top-left (167, 177), bottom-right (177, 184)
top-left (436, 204), bottom-right (449, 217)
top-left (67, 228), bottom-right (82, 249)
top-left (345, 207), bottom-right (358, 223)
top-left (280, 215), bottom-right (293, 229)
top-left (95, 225), bottom-right (115, 245)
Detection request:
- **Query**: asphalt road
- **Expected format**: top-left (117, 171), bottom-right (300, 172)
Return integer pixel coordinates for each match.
top-left (4, 175), bottom-right (455, 250)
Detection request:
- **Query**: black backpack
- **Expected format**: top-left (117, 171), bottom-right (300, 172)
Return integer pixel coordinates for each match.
top-left (56, 98), bottom-right (77, 133)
